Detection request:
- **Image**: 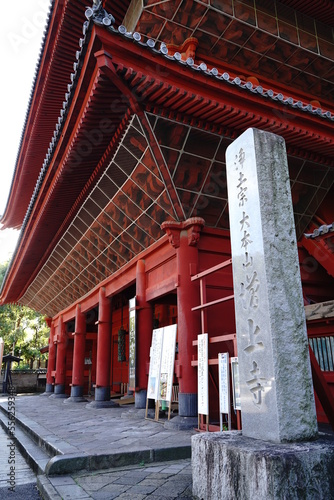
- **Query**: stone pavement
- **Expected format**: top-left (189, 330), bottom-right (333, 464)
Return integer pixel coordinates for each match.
top-left (0, 394), bottom-right (195, 499)
top-left (40, 458), bottom-right (192, 499)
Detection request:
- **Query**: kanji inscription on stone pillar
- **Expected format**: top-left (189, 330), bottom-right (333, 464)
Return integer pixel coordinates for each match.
top-left (226, 128), bottom-right (317, 442)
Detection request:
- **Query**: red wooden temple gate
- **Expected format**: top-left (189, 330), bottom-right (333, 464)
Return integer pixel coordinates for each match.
top-left (0, 0), bottom-right (333, 428)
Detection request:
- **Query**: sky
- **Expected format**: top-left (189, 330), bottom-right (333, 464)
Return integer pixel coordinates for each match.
top-left (0, 1), bottom-right (50, 264)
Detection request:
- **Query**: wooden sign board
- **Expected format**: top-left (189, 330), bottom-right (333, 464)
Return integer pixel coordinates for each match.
top-left (158, 324), bottom-right (177, 403)
top-left (198, 333), bottom-right (209, 416)
top-left (218, 352), bottom-right (231, 431)
top-left (147, 328), bottom-right (164, 401)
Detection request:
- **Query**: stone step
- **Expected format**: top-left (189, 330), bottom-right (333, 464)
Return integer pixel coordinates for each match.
top-left (0, 410), bottom-right (51, 476)
top-left (0, 400), bottom-right (192, 477)
top-left (0, 402), bottom-right (79, 460)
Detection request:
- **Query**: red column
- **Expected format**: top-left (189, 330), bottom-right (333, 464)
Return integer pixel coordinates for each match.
top-left (70, 304), bottom-right (86, 399)
top-left (135, 259), bottom-right (153, 408)
top-left (54, 316), bottom-right (67, 396)
top-left (162, 218), bottom-right (204, 417)
top-left (45, 321), bottom-right (56, 394)
top-left (95, 287), bottom-right (112, 401)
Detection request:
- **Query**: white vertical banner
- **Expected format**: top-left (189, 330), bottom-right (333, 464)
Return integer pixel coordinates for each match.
top-left (231, 357), bottom-right (241, 411)
top-left (218, 352), bottom-right (230, 414)
top-left (147, 328), bottom-right (164, 401)
top-left (198, 333), bottom-right (209, 416)
top-left (158, 324), bottom-right (177, 403)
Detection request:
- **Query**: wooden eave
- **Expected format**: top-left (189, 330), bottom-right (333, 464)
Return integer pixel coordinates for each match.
top-left (0, 28), bottom-right (131, 304)
top-left (95, 25), bottom-right (334, 163)
top-left (1, 20), bottom-right (334, 306)
top-left (0, 0), bottom-right (131, 230)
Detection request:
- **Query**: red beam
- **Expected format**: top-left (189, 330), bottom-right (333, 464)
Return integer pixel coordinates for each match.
top-left (192, 294), bottom-right (234, 311)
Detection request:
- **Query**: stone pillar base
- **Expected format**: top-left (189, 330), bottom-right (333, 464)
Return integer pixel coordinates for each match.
top-left (135, 389), bottom-right (147, 409)
top-left (40, 384), bottom-right (54, 396)
top-left (192, 431), bottom-right (334, 500)
top-left (50, 384), bottom-right (67, 398)
top-left (71, 385), bottom-right (84, 397)
top-left (86, 400), bottom-right (119, 409)
top-left (64, 386), bottom-right (87, 403)
top-left (95, 386), bottom-right (110, 401)
top-left (86, 386), bottom-right (119, 408)
top-left (178, 393), bottom-right (197, 417)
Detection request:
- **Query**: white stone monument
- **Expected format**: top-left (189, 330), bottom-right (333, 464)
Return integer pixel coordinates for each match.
top-left (225, 127), bottom-right (317, 442)
top-left (192, 128), bottom-right (334, 500)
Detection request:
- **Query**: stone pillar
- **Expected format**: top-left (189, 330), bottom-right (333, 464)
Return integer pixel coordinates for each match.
top-left (162, 218), bottom-right (204, 424)
top-left (89, 288), bottom-right (118, 408)
top-left (53, 316), bottom-right (67, 398)
top-left (69, 305), bottom-right (86, 401)
top-left (135, 259), bottom-right (153, 409)
top-left (44, 320), bottom-right (55, 395)
top-left (192, 128), bottom-right (327, 500)
top-left (225, 127), bottom-right (317, 442)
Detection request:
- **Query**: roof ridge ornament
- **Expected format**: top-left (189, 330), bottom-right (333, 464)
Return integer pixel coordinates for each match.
top-left (85, 1), bottom-right (115, 26)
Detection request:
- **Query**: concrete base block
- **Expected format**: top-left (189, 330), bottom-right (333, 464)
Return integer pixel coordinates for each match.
top-left (192, 431), bottom-right (334, 500)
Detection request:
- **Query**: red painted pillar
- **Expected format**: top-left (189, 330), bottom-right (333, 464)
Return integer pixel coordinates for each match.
top-left (162, 218), bottom-right (204, 417)
top-left (135, 259), bottom-right (153, 408)
top-left (45, 321), bottom-right (56, 394)
top-left (54, 316), bottom-right (67, 397)
top-left (70, 304), bottom-right (86, 400)
top-left (95, 287), bottom-right (112, 401)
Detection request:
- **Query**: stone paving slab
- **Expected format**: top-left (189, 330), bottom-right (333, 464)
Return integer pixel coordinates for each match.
top-left (70, 459), bottom-right (193, 500)
top-left (0, 394), bottom-right (195, 498)
top-left (0, 394), bottom-right (194, 476)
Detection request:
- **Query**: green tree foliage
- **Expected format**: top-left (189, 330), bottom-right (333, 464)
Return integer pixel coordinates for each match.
top-left (0, 261), bottom-right (49, 369)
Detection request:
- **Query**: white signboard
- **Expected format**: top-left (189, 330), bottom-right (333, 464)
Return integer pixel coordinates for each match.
top-left (231, 357), bottom-right (241, 411)
top-left (159, 324), bottom-right (177, 403)
top-left (198, 333), bottom-right (209, 416)
top-left (147, 328), bottom-right (164, 401)
top-left (218, 352), bottom-right (230, 414)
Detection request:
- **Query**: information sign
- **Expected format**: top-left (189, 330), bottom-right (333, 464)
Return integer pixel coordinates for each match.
top-left (198, 333), bottom-right (209, 416)
top-left (218, 352), bottom-right (229, 414)
top-left (159, 324), bottom-right (177, 403)
top-left (147, 328), bottom-right (164, 401)
top-left (231, 357), bottom-right (241, 410)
